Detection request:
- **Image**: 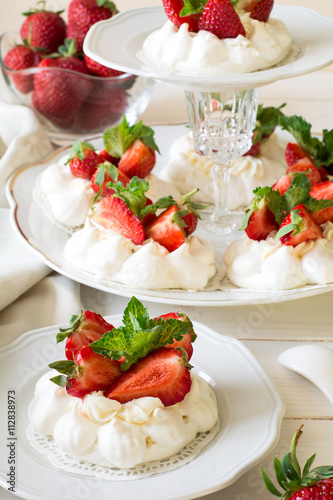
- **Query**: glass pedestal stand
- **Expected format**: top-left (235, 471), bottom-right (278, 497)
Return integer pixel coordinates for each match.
top-left (185, 87), bottom-right (260, 245)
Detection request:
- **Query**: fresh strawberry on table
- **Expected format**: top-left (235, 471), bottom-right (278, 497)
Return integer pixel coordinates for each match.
top-left (103, 117), bottom-right (160, 179)
top-left (3, 43), bottom-right (42, 94)
top-left (67, 0), bottom-right (118, 52)
top-left (262, 425), bottom-right (333, 500)
top-left (66, 140), bottom-right (104, 179)
top-left (198, 0), bottom-right (246, 38)
top-left (55, 310), bottom-right (115, 360)
top-left (50, 346), bottom-right (123, 398)
top-left (84, 54), bottom-right (124, 77)
top-left (32, 39), bottom-right (92, 127)
top-left (20, 2), bottom-right (66, 53)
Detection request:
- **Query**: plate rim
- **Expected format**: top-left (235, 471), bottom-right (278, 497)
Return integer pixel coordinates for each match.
top-left (83, 5), bottom-right (333, 91)
top-left (0, 316), bottom-right (285, 500)
top-left (6, 124), bottom-right (333, 307)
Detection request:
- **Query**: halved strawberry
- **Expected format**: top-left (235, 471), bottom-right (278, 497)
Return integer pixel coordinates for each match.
top-left (91, 195), bottom-right (145, 245)
top-left (277, 204), bottom-right (323, 247)
top-left (145, 205), bottom-right (187, 252)
top-left (285, 142), bottom-right (312, 167)
top-left (118, 139), bottom-right (156, 179)
top-left (245, 203), bottom-right (278, 241)
top-left (161, 0), bottom-right (200, 32)
top-left (56, 310), bottom-right (114, 361)
top-left (156, 312), bottom-right (196, 361)
top-left (66, 141), bottom-right (104, 179)
top-left (198, 0), bottom-right (246, 39)
top-left (91, 163), bottom-right (130, 197)
top-left (50, 346), bottom-right (123, 399)
top-left (98, 148), bottom-right (120, 166)
top-left (104, 347), bottom-right (192, 407)
top-left (310, 181), bottom-right (333, 224)
top-left (272, 174), bottom-right (293, 195)
top-left (286, 158), bottom-right (321, 187)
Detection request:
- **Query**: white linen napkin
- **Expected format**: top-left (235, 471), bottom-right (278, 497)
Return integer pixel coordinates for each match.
top-left (0, 100), bottom-right (54, 311)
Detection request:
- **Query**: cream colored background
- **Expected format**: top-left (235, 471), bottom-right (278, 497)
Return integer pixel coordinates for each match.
top-left (1, 0), bottom-right (332, 33)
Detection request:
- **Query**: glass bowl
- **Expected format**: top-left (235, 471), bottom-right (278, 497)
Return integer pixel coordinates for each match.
top-left (0, 31), bottom-right (155, 145)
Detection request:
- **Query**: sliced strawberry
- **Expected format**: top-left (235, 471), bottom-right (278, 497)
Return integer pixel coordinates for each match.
top-left (57, 310), bottom-right (115, 361)
top-left (277, 203), bottom-right (323, 247)
top-left (286, 158), bottom-right (322, 186)
top-left (91, 195), bottom-right (145, 245)
top-left (198, 0), bottom-right (246, 39)
top-left (91, 163), bottom-right (130, 197)
top-left (243, 141), bottom-right (261, 157)
top-left (285, 142), bottom-right (312, 167)
top-left (145, 205), bottom-right (187, 252)
top-left (310, 181), bottom-right (333, 224)
top-left (118, 139), bottom-right (156, 179)
top-left (98, 148), bottom-right (120, 166)
top-left (104, 347), bottom-right (192, 407)
top-left (272, 173), bottom-right (293, 195)
top-left (245, 204), bottom-right (278, 241)
top-left (51, 346), bottom-right (122, 398)
top-left (161, 0), bottom-right (200, 32)
top-left (155, 312), bottom-right (196, 360)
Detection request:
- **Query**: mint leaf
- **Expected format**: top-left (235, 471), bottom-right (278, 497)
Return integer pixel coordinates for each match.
top-left (240, 186), bottom-right (285, 229)
top-left (90, 296), bottom-right (191, 370)
top-left (93, 163), bottom-right (118, 187)
top-left (56, 314), bottom-right (82, 343)
top-left (253, 103), bottom-right (286, 143)
top-left (321, 129), bottom-right (333, 167)
top-left (112, 177), bottom-right (149, 219)
top-left (305, 198), bottom-right (333, 213)
top-left (180, 0), bottom-right (207, 16)
top-left (103, 117), bottom-right (160, 157)
top-left (279, 115), bottom-right (322, 161)
top-left (283, 174), bottom-right (311, 213)
top-left (141, 196), bottom-right (177, 217)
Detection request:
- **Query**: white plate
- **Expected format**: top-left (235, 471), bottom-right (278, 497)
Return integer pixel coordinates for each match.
top-left (6, 124), bottom-right (333, 306)
top-left (0, 316), bottom-right (285, 500)
top-left (83, 6), bottom-right (333, 91)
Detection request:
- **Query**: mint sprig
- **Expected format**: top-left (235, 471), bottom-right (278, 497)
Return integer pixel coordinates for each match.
top-left (253, 103), bottom-right (286, 144)
top-left (103, 116), bottom-right (160, 158)
top-left (90, 296), bottom-right (192, 371)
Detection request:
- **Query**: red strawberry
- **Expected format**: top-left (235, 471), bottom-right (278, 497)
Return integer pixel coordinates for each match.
top-left (145, 205), bottom-right (188, 252)
top-left (161, 0), bottom-right (200, 32)
top-left (262, 425), bottom-right (333, 500)
top-left (272, 173), bottom-right (293, 195)
top-left (50, 346), bottom-right (122, 398)
top-left (118, 139), bottom-right (156, 179)
top-left (32, 40), bottom-right (92, 125)
top-left (91, 195), bottom-right (145, 245)
top-left (277, 204), bottom-right (323, 247)
top-left (3, 44), bottom-right (41, 94)
top-left (310, 181), bottom-right (333, 224)
top-left (285, 142), bottom-right (312, 167)
top-left (20, 5), bottom-right (66, 53)
top-left (74, 84), bottom-right (128, 133)
top-left (181, 211), bottom-right (198, 236)
top-left (141, 197), bottom-right (157, 228)
top-left (67, 0), bottom-right (117, 52)
top-left (244, 0), bottom-right (274, 22)
top-left (56, 310), bottom-right (114, 360)
top-left (198, 0), bottom-right (246, 39)
top-left (91, 163), bottom-right (130, 197)
top-left (286, 158), bottom-right (322, 186)
top-left (245, 203), bottom-right (278, 241)
top-left (104, 347), bottom-right (192, 406)
top-left (66, 141), bottom-right (103, 179)
top-left (98, 148), bottom-right (119, 166)
top-left (84, 54), bottom-right (124, 77)
top-left (156, 312), bottom-right (196, 360)
top-left (243, 141), bottom-right (261, 157)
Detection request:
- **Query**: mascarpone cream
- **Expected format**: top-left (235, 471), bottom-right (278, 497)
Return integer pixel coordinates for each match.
top-left (224, 222), bottom-right (333, 290)
top-left (63, 218), bottom-right (216, 290)
top-left (159, 131), bottom-right (286, 209)
top-left (28, 369), bottom-right (219, 469)
top-left (137, 14), bottom-right (292, 75)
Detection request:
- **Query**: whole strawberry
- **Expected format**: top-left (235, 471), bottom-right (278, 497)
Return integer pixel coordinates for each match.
top-left (32, 39), bottom-right (91, 126)
top-left (3, 43), bottom-right (42, 94)
top-left (84, 54), bottom-right (124, 77)
top-left (262, 425), bottom-right (333, 500)
top-left (20, 2), bottom-right (66, 53)
top-left (66, 141), bottom-right (104, 179)
top-left (162, 0), bottom-right (201, 32)
top-left (198, 0), bottom-right (246, 39)
top-left (67, 0), bottom-right (118, 52)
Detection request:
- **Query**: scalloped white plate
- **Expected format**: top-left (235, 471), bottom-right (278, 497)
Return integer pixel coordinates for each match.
top-left (83, 5), bottom-right (333, 91)
top-left (0, 316), bottom-right (285, 500)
